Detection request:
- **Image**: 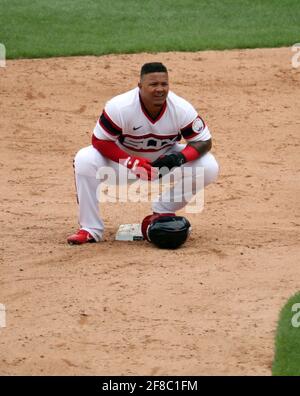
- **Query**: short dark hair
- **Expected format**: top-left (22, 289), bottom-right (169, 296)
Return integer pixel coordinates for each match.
top-left (140, 62), bottom-right (168, 77)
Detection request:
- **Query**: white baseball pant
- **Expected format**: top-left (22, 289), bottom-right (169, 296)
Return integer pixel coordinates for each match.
top-left (73, 143), bottom-right (219, 241)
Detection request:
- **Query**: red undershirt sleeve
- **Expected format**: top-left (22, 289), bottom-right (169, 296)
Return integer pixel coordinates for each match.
top-left (92, 134), bottom-right (131, 163)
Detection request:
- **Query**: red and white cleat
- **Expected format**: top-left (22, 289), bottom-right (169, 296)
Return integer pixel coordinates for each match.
top-left (67, 229), bottom-right (96, 245)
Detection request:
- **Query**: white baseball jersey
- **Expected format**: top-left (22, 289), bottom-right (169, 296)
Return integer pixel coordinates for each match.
top-left (93, 87), bottom-right (211, 162)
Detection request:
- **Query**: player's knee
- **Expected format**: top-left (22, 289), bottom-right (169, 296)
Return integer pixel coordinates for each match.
top-left (204, 155), bottom-right (219, 185)
top-left (74, 146), bottom-right (98, 177)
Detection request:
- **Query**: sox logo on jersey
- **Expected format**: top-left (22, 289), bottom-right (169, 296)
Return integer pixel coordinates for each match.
top-left (120, 133), bottom-right (180, 152)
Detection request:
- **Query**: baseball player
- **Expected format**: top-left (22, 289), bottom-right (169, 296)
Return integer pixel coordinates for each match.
top-left (67, 62), bottom-right (219, 244)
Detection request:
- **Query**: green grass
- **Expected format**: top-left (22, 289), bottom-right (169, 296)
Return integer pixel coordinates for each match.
top-left (0, 0), bottom-right (300, 59)
top-left (272, 292), bottom-right (300, 376)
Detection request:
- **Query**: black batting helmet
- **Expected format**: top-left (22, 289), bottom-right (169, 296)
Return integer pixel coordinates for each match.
top-left (142, 214), bottom-right (191, 249)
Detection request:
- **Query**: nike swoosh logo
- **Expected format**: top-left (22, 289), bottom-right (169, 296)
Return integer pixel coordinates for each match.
top-left (133, 125), bottom-right (143, 130)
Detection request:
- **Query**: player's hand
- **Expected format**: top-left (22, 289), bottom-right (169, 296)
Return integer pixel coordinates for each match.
top-left (151, 153), bottom-right (186, 177)
top-left (124, 156), bottom-right (158, 181)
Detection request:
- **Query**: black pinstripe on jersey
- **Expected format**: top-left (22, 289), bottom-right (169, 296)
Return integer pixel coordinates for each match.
top-left (99, 110), bottom-right (122, 137)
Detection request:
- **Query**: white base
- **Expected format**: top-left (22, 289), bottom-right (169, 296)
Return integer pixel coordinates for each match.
top-left (115, 223), bottom-right (144, 241)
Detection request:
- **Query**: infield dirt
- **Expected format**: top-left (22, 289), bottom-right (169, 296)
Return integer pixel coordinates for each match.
top-left (0, 47), bottom-right (299, 375)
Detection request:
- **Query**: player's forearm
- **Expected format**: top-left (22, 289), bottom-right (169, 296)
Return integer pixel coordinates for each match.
top-left (182, 139), bottom-right (212, 162)
top-left (92, 134), bottom-right (155, 180)
top-left (151, 139), bottom-right (212, 172)
top-left (92, 134), bottom-right (130, 163)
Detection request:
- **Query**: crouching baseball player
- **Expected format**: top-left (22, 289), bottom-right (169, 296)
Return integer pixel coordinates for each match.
top-left (67, 62), bottom-right (219, 247)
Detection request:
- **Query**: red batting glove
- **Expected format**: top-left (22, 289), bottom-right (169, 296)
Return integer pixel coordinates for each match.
top-left (124, 156), bottom-right (158, 181)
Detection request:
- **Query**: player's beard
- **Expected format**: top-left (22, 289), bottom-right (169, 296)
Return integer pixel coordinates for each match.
top-left (153, 93), bottom-right (167, 106)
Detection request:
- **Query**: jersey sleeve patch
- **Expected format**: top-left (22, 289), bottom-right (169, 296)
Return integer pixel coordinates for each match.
top-left (99, 110), bottom-right (122, 137)
top-left (181, 116), bottom-right (206, 139)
